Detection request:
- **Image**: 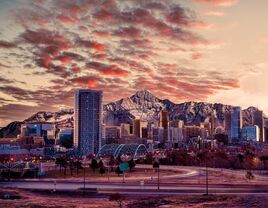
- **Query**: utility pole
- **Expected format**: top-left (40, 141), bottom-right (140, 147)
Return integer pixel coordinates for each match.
top-left (205, 161), bottom-right (208, 195)
top-left (83, 167), bottom-right (86, 194)
top-left (153, 159), bottom-right (160, 191)
top-left (158, 166), bottom-right (160, 190)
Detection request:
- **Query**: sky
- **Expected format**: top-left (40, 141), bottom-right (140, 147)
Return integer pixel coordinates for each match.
top-left (0, 0), bottom-right (268, 126)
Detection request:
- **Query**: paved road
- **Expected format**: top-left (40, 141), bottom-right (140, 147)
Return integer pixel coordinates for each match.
top-left (2, 164), bottom-right (268, 195)
top-left (1, 181), bottom-right (268, 195)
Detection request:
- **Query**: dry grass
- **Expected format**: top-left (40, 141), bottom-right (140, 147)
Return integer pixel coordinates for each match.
top-left (1, 188), bottom-right (268, 208)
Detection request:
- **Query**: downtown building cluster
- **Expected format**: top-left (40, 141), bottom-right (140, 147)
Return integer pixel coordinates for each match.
top-left (74, 90), bottom-right (268, 156)
top-left (1, 89), bottom-right (268, 161)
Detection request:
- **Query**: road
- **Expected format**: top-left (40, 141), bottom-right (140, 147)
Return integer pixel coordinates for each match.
top-left (2, 164), bottom-right (268, 195)
top-left (1, 180), bottom-right (268, 195)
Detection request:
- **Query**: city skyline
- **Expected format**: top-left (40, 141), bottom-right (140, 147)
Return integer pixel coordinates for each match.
top-left (1, 0), bottom-right (268, 126)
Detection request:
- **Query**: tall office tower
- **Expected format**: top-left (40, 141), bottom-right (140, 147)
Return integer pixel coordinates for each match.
top-left (160, 110), bottom-right (170, 129)
top-left (253, 110), bottom-right (264, 142)
top-left (74, 89), bottom-right (103, 156)
top-left (209, 111), bottom-right (217, 135)
top-left (133, 119), bottom-right (147, 138)
top-left (224, 111), bottom-right (232, 141)
top-left (170, 120), bottom-right (184, 143)
top-left (160, 110), bottom-right (169, 143)
top-left (231, 106), bottom-right (242, 143)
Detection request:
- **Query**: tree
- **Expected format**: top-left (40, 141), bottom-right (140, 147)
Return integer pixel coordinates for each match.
top-left (109, 193), bottom-right (125, 208)
top-left (153, 160), bottom-right (160, 169)
top-left (115, 166), bottom-right (123, 176)
top-left (98, 159), bottom-right (104, 168)
top-left (245, 171), bottom-right (254, 182)
top-left (99, 166), bottom-right (106, 174)
top-left (128, 159), bottom-right (135, 171)
top-left (108, 155), bottom-right (117, 171)
top-left (74, 159), bottom-right (82, 175)
top-left (98, 159), bottom-right (105, 174)
top-left (90, 158), bottom-right (99, 173)
top-left (145, 152), bottom-right (153, 164)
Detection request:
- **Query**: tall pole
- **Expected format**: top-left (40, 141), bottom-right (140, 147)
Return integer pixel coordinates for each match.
top-left (107, 166), bottom-right (110, 182)
top-left (205, 158), bottom-right (208, 195)
top-left (158, 167), bottom-right (160, 190)
top-left (83, 167), bottom-right (86, 194)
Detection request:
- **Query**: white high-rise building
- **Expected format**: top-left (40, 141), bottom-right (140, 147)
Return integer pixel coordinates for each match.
top-left (74, 89), bottom-right (103, 156)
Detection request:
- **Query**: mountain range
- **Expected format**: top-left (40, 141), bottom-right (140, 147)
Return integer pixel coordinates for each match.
top-left (0, 90), bottom-right (262, 138)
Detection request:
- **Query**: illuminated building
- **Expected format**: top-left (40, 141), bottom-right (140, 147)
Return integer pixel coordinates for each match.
top-left (133, 119), bottom-right (147, 138)
top-left (253, 110), bottom-right (264, 142)
top-left (160, 110), bottom-right (169, 129)
top-left (224, 111), bottom-right (232, 141)
top-left (241, 125), bottom-right (260, 142)
top-left (231, 106), bottom-right (242, 142)
top-left (74, 89), bottom-right (103, 155)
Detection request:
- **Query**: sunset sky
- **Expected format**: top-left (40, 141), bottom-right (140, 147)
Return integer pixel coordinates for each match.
top-left (0, 0), bottom-right (268, 126)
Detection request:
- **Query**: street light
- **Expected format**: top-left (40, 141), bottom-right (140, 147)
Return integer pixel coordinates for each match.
top-left (81, 160), bottom-right (87, 195)
top-left (205, 159), bottom-right (208, 196)
top-left (153, 159), bottom-right (160, 191)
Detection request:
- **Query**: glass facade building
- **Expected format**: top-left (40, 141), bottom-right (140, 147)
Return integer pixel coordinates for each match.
top-left (253, 110), bottom-right (264, 142)
top-left (241, 125), bottom-right (260, 142)
top-left (231, 106), bottom-right (242, 142)
top-left (74, 89), bottom-right (103, 156)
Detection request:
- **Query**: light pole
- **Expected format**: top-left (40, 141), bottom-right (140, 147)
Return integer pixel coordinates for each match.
top-left (203, 146), bottom-right (209, 196)
top-left (205, 160), bottom-right (208, 196)
top-left (157, 166), bottom-right (160, 190)
top-left (81, 160), bottom-right (87, 195)
top-left (153, 159), bottom-right (160, 191)
top-left (83, 167), bottom-right (86, 195)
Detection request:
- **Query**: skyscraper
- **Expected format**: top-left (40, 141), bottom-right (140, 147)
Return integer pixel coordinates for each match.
top-left (231, 106), bottom-right (242, 142)
top-left (133, 119), bottom-right (147, 138)
top-left (224, 110), bottom-right (232, 141)
top-left (160, 110), bottom-right (169, 143)
top-left (74, 89), bottom-right (103, 156)
top-left (253, 110), bottom-right (264, 142)
top-left (160, 110), bottom-right (170, 129)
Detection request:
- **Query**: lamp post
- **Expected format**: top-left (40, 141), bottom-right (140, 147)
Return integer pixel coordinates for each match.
top-left (157, 166), bottom-right (160, 190)
top-left (205, 160), bottom-right (208, 196)
top-left (153, 159), bottom-right (160, 191)
top-left (81, 160), bottom-right (87, 195)
top-left (203, 145), bottom-right (209, 196)
top-left (83, 167), bottom-right (86, 194)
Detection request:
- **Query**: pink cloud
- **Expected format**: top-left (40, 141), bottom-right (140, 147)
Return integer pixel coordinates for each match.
top-left (76, 38), bottom-right (105, 51)
top-left (194, 0), bottom-right (238, 7)
top-left (57, 15), bottom-right (78, 24)
top-left (86, 62), bottom-right (129, 77)
top-left (204, 10), bottom-right (226, 16)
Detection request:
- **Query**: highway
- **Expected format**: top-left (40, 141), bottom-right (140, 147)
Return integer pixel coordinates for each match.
top-left (1, 181), bottom-right (268, 195)
top-left (2, 164), bottom-right (268, 195)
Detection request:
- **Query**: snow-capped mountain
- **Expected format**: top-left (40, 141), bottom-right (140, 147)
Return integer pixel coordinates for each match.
top-left (0, 90), bottom-right (263, 138)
